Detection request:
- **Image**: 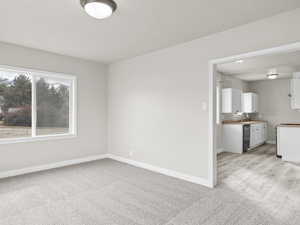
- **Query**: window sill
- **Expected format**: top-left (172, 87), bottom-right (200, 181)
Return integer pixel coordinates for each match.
top-left (0, 133), bottom-right (77, 145)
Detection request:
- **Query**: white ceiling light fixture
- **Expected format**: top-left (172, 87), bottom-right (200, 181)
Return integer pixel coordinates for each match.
top-left (267, 68), bottom-right (279, 80)
top-left (235, 60), bottom-right (244, 63)
top-left (80, 0), bottom-right (117, 19)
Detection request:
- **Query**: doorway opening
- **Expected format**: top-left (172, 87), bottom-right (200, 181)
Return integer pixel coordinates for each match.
top-left (209, 42), bottom-right (300, 187)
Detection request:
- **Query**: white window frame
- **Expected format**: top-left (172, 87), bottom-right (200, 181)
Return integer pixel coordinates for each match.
top-left (0, 65), bottom-right (77, 144)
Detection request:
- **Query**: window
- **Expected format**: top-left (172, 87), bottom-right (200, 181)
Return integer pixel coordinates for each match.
top-left (0, 66), bottom-right (76, 143)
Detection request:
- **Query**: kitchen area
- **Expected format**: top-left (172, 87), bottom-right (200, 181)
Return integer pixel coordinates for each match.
top-left (214, 45), bottom-right (300, 223)
top-left (216, 50), bottom-right (300, 164)
top-left (221, 89), bottom-right (268, 154)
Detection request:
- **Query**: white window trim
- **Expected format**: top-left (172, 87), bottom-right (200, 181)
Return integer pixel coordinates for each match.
top-left (0, 64), bottom-right (77, 145)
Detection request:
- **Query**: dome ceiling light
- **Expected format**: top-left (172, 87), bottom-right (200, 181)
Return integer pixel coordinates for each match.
top-left (267, 68), bottom-right (279, 80)
top-left (80, 0), bottom-right (117, 19)
top-left (235, 60), bottom-right (244, 63)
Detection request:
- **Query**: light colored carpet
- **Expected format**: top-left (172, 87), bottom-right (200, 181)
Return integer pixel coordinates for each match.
top-left (0, 144), bottom-right (299, 225)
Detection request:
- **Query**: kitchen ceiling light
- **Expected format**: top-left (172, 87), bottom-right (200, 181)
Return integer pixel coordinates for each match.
top-left (80, 0), bottom-right (117, 19)
top-left (235, 60), bottom-right (244, 63)
top-left (267, 74), bottom-right (278, 80)
top-left (267, 68), bottom-right (279, 80)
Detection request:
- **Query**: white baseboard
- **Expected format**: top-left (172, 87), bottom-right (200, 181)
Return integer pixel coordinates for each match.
top-left (266, 140), bottom-right (276, 145)
top-left (0, 153), bottom-right (212, 188)
top-left (0, 154), bottom-right (108, 179)
top-left (107, 154), bottom-right (212, 188)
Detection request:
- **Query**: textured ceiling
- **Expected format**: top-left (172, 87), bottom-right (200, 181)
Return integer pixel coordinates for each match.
top-left (217, 50), bottom-right (300, 81)
top-left (0, 0), bottom-right (300, 63)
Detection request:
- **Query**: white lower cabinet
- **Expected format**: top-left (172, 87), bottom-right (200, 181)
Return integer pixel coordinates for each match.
top-left (250, 123), bottom-right (266, 148)
top-left (264, 123), bottom-right (268, 142)
top-left (223, 124), bottom-right (244, 154)
top-left (223, 122), bottom-right (267, 154)
top-left (277, 126), bottom-right (300, 162)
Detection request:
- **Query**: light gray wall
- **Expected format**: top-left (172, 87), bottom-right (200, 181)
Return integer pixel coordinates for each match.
top-left (108, 8), bottom-right (300, 181)
top-left (249, 79), bottom-right (300, 142)
top-left (221, 74), bottom-right (249, 92)
top-left (0, 42), bottom-right (108, 172)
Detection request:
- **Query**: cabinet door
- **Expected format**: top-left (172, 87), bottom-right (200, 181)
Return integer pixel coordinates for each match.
top-left (222, 89), bottom-right (231, 113)
top-left (256, 125), bottom-right (261, 145)
top-left (250, 125), bottom-right (256, 147)
top-left (264, 123), bottom-right (268, 142)
top-left (258, 124), bottom-right (264, 143)
top-left (242, 93), bottom-right (252, 113)
top-left (223, 125), bottom-right (244, 153)
top-left (232, 89), bottom-right (242, 113)
top-left (253, 94), bottom-right (259, 113)
top-left (243, 93), bottom-right (259, 113)
top-left (250, 124), bottom-right (262, 147)
top-left (261, 124), bottom-right (265, 143)
top-left (222, 88), bottom-right (242, 113)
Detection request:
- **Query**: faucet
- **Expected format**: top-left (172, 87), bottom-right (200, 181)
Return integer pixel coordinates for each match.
top-left (241, 113), bottom-right (250, 122)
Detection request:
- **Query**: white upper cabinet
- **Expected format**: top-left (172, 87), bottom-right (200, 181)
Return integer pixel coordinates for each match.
top-left (242, 92), bottom-right (258, 113)
top-left (222, 88), bottom-right (242, 113)
top-left (290, 78), bottom-right (300, 109)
